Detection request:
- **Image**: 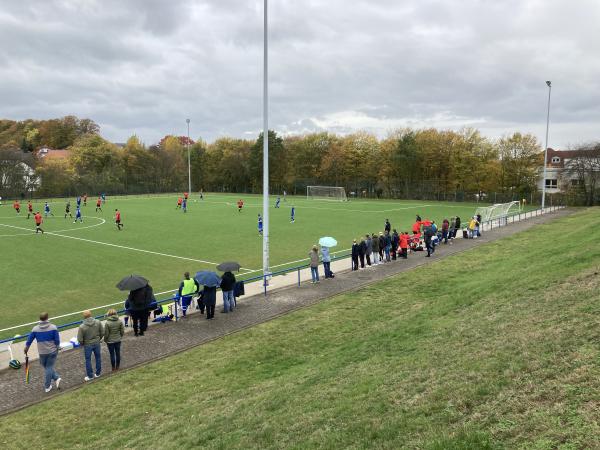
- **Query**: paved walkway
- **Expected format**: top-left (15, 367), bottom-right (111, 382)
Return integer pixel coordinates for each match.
top-left (0, 207), bottom-right (571, 415)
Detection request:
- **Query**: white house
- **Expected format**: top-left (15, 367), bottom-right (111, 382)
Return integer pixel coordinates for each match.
top-left (537, 148), bottom-right (597, 193)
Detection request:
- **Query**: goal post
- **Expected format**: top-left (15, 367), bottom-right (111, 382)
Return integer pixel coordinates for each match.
top-left (306, 186), bottom-right (348, 201)
top-left (474, 201), bottom-right (521, 222)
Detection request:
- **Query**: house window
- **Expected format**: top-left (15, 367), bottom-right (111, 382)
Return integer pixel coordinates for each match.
top-left (551, 156), bottom-right (561, 163)
top-left (545, 179), bottom-right (558, 188)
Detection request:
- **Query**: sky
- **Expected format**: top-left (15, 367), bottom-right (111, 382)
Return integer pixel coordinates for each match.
top-left (1, 0), bottom-right (599, 148)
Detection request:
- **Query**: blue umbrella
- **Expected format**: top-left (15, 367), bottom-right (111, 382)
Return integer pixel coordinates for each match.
top-left (318, 236), bottom-right (338, 247)
top-left (194, 271), bottom-right (222, 287)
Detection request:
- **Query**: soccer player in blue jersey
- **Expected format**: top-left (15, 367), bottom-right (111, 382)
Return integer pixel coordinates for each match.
top-left (44, 202), bottom-right (53, 217)
top-left (275, 196), bottom-right (280, 208)
top-left (290, 206), bottom-right (295, 223)
top-left (182, 198), bottom-right (187, 213)
top-left (258, 214), bottom-right (263, 235)
top-left (73, 206), bottom-right (83, 223)
top-left (76, 196), bottom-right (81, 208)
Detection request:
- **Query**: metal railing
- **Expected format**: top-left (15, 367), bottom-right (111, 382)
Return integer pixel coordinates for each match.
top-left (0, 204), bottom-right (564, 347)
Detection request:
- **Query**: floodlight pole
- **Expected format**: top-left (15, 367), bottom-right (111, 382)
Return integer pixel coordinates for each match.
top-left (541, 81), bottom-right (551, 210)
top-left (186, 118), bottom-right (191, 194)
top-left (262, 0), bottom-right (270, 285)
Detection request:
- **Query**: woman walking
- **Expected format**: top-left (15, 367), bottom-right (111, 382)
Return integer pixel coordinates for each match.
top-left (104, 309), bottom-right (125, 371)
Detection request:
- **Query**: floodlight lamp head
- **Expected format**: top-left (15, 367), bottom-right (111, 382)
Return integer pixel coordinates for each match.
top-left (546, 80), bottom-right (551, 87)
top-left (186, 118), bottom-right (190, 124)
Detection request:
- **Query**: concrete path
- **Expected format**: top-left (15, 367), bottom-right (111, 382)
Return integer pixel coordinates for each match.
top-left (0, 207), bottom-right (570, 415)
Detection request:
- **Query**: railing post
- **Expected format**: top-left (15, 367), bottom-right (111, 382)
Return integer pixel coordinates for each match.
top-left (263, 275), bottom-right (267, 296)
top-left (174, 297), bottom-right (179, 322)
top-left (297, 268), bottom-right (301, 286)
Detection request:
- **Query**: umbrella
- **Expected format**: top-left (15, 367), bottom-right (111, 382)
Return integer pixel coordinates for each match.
top-left (116, 274), bottom-right (148, 291)
top-left (194, 271), bottom-right (222, 287)
top-left (24, 356), bottom-right (30, 384)
top-left (318, 236), bottom-right (338, 247)
top-left (217, 261), bottom-right (242, 272)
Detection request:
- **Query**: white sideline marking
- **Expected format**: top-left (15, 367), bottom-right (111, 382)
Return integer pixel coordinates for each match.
top-left (0, 222), bottom-right (253, 272)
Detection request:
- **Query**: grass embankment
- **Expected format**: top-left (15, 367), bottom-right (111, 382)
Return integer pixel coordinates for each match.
top-left (2, 208), bottom-right (599, 449)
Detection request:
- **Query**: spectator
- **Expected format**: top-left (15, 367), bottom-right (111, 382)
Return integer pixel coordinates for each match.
top-left (424, 227), bottom-right (434, 257)
top-left (364, 234), bottom-right (372, 267)
top-left (384, 219), bottom-right (391, 234)
top-left (203, 286), bottom-right (217, 319)
top-left (103, 309), bottom-right (124, 372)
top-left (384, 231), bottom-right (392, 262)
top-left (454, 216), bottom-right (462, 238)
top-left (399, 232), bottom-right (409, 259)
top-left (358, 238), bottom-right (366, 269)
top-left (77, 310), bottom-right (104, 381)
top-left (220, 271), bottom-right (237, 312)
top-left (309, 245), bottom-right (320, 283)
top-left (468, 216), bottom-right (478, 238)
top-left (351, 239), bottom-right (359, 270)
top-left (392, 229), bottom-right (399, 260)
top-left (371, 233), bottom-right (380, 265)
top-left (442, 219), bottom-right (450, 243)
top-left (321, 246), bottom-right (334, 278)
top-left (24, 312), bottom-right (61, 393)
top-left (378, 232), bottom-right (385, 262)
top-left (476, 214), bottom-right (482, 237)
top-left (178, 272), bottom-right (199, 317)
top-left (127, 284), bottom-right (154, 336)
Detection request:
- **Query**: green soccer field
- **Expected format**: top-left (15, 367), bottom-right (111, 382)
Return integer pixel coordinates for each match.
top-left (0, 193), bottom-right (495, 335)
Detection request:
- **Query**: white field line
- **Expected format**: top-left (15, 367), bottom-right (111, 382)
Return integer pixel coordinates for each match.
top-left (239, 247), bottom-right (352, 275)
top-left (0, 222), bottom-right (254, 273)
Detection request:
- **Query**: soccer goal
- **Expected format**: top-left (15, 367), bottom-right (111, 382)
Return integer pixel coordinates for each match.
top-left (306, 186), bottom-right (348, 201)
top-left (474, 201), bottom-right (521, 222)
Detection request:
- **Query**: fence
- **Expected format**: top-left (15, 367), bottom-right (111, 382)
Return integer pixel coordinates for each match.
top-left (0, 204), bottom-right (564, 348)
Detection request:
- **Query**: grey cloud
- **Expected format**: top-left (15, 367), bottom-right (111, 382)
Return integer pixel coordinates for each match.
top-left (0, 0), bottom-right (599, 148)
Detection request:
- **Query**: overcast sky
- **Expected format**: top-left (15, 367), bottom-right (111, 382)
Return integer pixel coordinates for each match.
top-left (1, 0), bottom-right (599, 148)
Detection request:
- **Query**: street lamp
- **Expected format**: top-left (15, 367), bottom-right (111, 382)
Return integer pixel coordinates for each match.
top-left (186, 118), bottom-right (191, 194)
top-left (262, 0), bottom-right (270, 286)
top-left (541, 80), bottom-right (552, 210)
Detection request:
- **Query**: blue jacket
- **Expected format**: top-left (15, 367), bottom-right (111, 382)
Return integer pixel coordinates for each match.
top-left (321, 247), bottom-right (331, 262)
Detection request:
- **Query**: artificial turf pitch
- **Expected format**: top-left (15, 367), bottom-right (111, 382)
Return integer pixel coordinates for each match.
top-left (0, 193), bottom-right (486, 335)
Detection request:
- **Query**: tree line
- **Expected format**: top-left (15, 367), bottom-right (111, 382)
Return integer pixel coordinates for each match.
top-left (2, 116), bottom-right (591, 203)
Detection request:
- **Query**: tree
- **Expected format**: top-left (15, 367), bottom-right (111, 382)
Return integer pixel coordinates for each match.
top-left (497, 132), bottom-right (542, 197)
top-left (249, 131), bottom-right (287, 193)
top-left (563, 143), bottom-right (600, 206)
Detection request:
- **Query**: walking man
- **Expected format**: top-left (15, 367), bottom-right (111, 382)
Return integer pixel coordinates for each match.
top-left (24, 312), bottom-right (61, 393)
top-left (77, 310), bottom-right (104, 381)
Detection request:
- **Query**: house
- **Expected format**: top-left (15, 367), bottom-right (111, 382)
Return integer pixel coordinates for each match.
top-left (537, 148), bottom-right (599, 193)
top-left (37, 147), bottom-right (70, 160)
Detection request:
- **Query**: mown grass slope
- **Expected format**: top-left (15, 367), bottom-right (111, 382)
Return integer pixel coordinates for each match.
top-left (2, 208), bottom-right (599, 449)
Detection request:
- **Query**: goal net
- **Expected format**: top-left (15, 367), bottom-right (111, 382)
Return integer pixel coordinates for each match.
top-left (306, 186), bottom-right (348, 201)
top-left (474, 201), bottom-right (521, 222)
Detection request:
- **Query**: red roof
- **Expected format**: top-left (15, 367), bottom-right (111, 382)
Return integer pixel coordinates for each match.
top-left (39, 149), bottom-right (70, 160)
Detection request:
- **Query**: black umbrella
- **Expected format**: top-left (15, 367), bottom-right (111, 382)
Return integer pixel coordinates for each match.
top-left (116, 274), bottom-right (148, 291)
top-left (216, 261), bottom-right (242, 272)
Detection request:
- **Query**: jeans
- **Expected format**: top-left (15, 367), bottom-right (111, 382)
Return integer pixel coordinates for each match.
top-left (442, 230), bottom-right (448, 243)
top-left (39, 351), bottom-right (59, 389)
top-left (384, 247), bottom-right (391, 262)
top-left (310, 266), bottom-right (319, 282)
top-left (365, 254), bottom-right (371, 266)
top-left (222, 290), bottom-right (234, 312)
top-left (180, 296), bottom-right (192, 316)
top-left (359, 254), bottom-right (365, 268)
top-left (84, 343), bottom-right (102, 378)
top-left (107, 342), bottom-right (121, 369)
top-left (323, 261), bottom-right (332, 278)
top-left (372, 252), bottom-right (379, 265)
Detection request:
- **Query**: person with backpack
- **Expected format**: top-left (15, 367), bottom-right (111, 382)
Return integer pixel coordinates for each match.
top-left (103, 309), bottom-right (124, 372)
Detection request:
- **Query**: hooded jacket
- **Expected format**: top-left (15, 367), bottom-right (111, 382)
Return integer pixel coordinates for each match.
top-left (25, 321), bottom-right (60, 355)
top-left (77, 317), bottom-right (104, 346)
top-left (103, 315), bottom-right (124, 344)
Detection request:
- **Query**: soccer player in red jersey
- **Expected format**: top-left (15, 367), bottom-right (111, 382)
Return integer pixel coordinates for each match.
top-left (95, 197), bottom-right (102, 212)
top-left (14, 200), bottom-right (20, 214)
top-left (237, 199), bottom-right (244, 213)
top-left (34, 212), bottom-right (44, 234)
top-left (114, 209), bottom-right (123, 230)
top-left (176, 197), bottom-right (183, 209)
top-left (27, 201), bottom-right (33, 219)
